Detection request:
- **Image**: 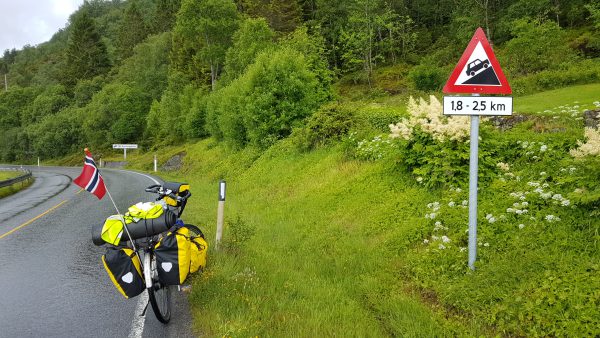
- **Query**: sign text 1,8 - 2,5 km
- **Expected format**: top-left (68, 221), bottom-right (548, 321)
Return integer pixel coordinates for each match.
top-left (443, 96), bottom-right (512, 116)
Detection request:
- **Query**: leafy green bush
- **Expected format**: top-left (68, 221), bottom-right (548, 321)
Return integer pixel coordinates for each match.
top-left (293, 103), bottom-right (355, 152)
top-left (511, 60), bottom-right (600, 95)
top-left (222, 215), bottom-right (256, 255)
top-left (407, 64), bottom-right (446, 91)
top-left (501, 19), bottom-right (577, 77)
top-left (242, 48), bottom-right (327, 148)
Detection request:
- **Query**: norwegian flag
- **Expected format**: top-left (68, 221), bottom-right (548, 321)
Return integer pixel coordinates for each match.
top-left (73, 148), bottom-right (106, 200)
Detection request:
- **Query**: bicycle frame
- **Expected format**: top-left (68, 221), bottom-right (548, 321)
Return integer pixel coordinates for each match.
top-left (143, 249), bottom-right (153, 289)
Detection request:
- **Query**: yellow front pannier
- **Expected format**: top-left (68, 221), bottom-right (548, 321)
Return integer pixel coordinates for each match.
top-left (102, 247), bottom-right (144, 299)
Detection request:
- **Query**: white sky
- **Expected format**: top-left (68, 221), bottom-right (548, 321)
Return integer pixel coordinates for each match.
top-left (0, 0), bottom-right (84, 52)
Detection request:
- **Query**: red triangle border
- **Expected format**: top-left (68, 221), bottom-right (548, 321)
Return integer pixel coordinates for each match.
top-left (443, 27), bottom-right (511, 94)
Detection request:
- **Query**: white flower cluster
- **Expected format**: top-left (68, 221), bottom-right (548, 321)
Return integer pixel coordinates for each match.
top-left (507, 200), bottom-right (529, 215)
top-left (545, 214), bottom-right (561, 222)
top-left (424, 201), bottom-right (440, 219)
top-left (353, 134), bottom-right (394, 161)
top-left (389, 96), bottom-right (470, 142)
top-left (570, 127), bottom-right (600, 158)
top-left (516, 140), bottom-right (550, 160)
top-left (485, 213), bottom-right (497, 223)
top-left (545, 103), bottom-right (585, 119)
top-left (433, 221), bottom-right (448, 231)
top-left (527, 181), bottom-right (571, 206)
top-left (496, 162), bottom-right (510, 171)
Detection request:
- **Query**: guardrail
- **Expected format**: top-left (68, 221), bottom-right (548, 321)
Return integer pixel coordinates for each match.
top-left (0, 169), bottom-right (33, 189)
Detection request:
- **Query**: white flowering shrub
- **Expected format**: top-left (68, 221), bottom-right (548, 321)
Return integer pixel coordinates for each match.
top-left (388, 96), bottom-right (496, 187)
top-left (389, 96), bottom-right (470, 142)
top-left (570, 127), bottom-right (600, 158)
top-left (403, 98), bottom-right (600, 337)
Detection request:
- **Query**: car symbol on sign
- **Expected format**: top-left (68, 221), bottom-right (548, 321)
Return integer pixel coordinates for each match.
top-left (466, 59), bottom-right (490, 76)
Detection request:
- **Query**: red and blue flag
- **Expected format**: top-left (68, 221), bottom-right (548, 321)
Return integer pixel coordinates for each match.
top-left (73, 148), bottom-right (106, 200)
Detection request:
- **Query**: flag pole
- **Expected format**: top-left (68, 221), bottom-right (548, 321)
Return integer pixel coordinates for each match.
top-left (104, 188), bottom-right (138, 252)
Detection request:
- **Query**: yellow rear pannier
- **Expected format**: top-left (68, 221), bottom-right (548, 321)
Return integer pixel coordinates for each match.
top-left (186, 225), bottom-right (208, 273)
top-left (154, 226), bottom-right (191, 285)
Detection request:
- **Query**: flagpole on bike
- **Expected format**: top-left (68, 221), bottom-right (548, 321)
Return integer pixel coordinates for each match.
top-left (73, 148), bottom-right (143, 267)
top-left (104, 188), bottom-right (139, 252)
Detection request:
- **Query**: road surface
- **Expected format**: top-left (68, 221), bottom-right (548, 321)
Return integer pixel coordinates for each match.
top-left (0, 166), bottom-right (196, 338)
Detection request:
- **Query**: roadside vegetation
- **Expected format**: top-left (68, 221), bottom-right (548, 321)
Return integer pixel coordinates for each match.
top-left (0, 170), bottom-right (34, 198)
top-left (123, 84), bottom-right (600, 336)
top-left (2, 0), bottom-right (600, 336)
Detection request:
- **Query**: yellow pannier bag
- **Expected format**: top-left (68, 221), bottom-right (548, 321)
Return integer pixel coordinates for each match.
top-left (154, 227), bottom-right (191, 285)
top-left (101, 247), bottom-right (144, 299)
top-left (189, 235), bottom-right (208, 273)
top-left (163, 182), bottom-right (190, 207)
top-left (185, 224), bottom-right (208, 273)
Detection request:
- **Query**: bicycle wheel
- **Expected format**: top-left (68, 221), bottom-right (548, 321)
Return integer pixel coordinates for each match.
top-left (148, 254), bottom-right (171, 323)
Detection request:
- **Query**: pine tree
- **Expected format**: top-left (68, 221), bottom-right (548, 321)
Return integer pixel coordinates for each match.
top-left (116, 0), bottom-right (149, 61)
top-left (151, 0), bottom-right (182, 34)
top-left (64, 10), bottom-right (111, 87)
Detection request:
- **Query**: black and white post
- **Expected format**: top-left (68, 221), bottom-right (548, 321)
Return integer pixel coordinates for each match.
top-left (215, 180), bottom-right (226, 248)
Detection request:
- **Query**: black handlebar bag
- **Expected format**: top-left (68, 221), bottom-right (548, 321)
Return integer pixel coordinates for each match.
top-left (102, 247), bottom-right (145, 299)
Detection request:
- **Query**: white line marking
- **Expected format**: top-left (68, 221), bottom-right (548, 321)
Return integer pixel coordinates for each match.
top-left (128, 291), bottom-right (148, 338)
top-left (122, 171), bottom-right (160, 338)
top-left (127, 171), bottom-right (161, 185)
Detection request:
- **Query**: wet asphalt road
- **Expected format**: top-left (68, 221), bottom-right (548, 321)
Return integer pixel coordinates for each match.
top-left (0, 166), bottom-right (196, 338)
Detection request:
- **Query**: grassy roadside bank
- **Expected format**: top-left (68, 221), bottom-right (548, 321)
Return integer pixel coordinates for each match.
top-left (0, 171), bottom-right (34, 199)
top-left (123, 84), bottom-right (599, 336)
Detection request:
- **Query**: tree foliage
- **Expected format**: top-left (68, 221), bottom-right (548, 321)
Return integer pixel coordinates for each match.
top-left (0, 0), bottom-right (599, 162)
top-left (172, 0), bottom-right (239, 89)
top-left (64, 9), bottom-right (111, 87)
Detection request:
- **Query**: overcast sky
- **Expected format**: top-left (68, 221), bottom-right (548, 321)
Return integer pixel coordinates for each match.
top-left (0, 0), bottom-right (84, 52)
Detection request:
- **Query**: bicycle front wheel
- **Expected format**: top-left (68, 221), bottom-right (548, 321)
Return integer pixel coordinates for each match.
top-left (148, 255), bottom-right (171, 323)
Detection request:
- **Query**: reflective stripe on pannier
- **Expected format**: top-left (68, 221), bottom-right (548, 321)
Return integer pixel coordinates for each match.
top-left (154, 227), bottom-right (191, 285)
top-left (101, 247), bottom-right (144, 299)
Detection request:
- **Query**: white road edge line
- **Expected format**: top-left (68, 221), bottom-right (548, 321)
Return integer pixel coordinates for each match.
top-left (125, 170), bottom-right (160, 338)
top-left (129, 171), bottom-right (161, 185)
top-left (128, 291), bottom-right (148, 338)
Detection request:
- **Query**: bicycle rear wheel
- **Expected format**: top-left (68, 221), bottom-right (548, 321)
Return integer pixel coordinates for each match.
top-left (148, 254), bottom-right (171, 323)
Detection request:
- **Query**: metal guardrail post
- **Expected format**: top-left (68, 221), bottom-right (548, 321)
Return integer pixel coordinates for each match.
top-left (0, 169), bottom-right (33, 189)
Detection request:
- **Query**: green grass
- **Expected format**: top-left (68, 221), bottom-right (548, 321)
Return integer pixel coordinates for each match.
top-left (0, 171), bottom-right (33, 198)
top-left (515, 83), bottom-right (600, 114)
top-left (128, 141), bottom-right (485, 336)
top-left (121, 83), bottom-right (600, 337)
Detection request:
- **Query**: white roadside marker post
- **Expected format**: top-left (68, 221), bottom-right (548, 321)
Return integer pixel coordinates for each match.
top-left (215, 180), bottom-right (226, 249)
top-left (153, 155), bottom-right (157, 172)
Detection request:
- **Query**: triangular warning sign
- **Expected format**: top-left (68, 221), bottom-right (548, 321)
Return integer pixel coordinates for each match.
top-left (443, 27), bottom-right (511, 94)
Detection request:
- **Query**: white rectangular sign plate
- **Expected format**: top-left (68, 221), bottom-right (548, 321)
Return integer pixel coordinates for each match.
top-left (112, 144), bottom-right (138, 149)
top-left (443, 96), bottom-right (512, 116)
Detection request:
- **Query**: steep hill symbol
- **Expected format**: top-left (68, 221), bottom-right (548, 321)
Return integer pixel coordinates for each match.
top-left (462, 58), bottom-right (500, 85)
